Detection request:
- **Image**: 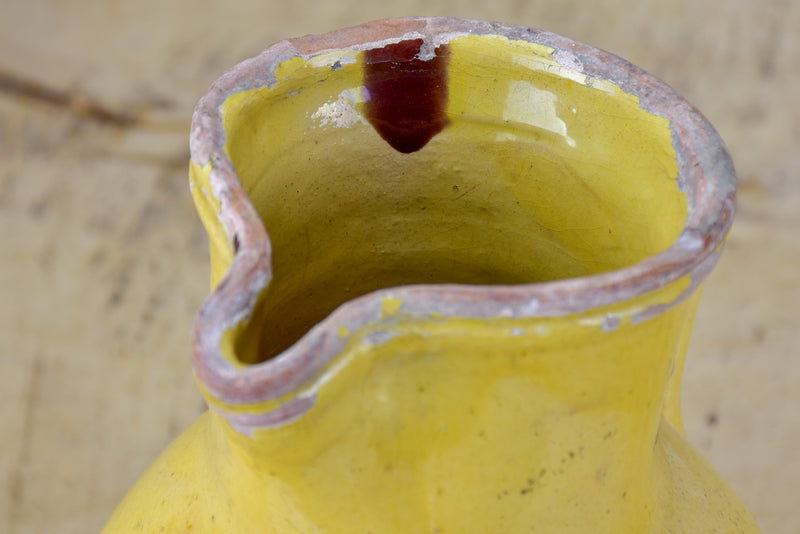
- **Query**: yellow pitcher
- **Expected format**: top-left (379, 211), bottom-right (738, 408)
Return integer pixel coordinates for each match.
top-left (103, 18), bottom-right (761, 533)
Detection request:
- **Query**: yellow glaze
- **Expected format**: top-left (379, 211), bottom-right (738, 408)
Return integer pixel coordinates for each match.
top-left (217, 34), bottom-right (686, 363)
top-left (104, 34), bottom-right (759, 533)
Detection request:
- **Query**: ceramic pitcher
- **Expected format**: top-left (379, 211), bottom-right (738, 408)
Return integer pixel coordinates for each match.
top-left (103, 18), bottom-right (760, 533)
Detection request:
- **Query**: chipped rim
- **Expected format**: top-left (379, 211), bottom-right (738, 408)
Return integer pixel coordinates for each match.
top-left (188, 17), bottom-right (735, 430)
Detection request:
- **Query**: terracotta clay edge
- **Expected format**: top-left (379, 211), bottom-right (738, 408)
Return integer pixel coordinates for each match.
top-left (188, 17), bottom-right (736, 422)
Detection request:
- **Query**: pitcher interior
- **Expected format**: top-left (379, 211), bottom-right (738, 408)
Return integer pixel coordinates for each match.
top-left (218, 34), bottom-right (687, 363)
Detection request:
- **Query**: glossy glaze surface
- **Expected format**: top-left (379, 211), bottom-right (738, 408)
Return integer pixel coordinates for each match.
top-left (216, 33), bottom-right (685, 362)
top-left (103, 18), bottom-right (758, 533)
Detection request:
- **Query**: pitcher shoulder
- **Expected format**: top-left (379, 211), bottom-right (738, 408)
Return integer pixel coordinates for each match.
top-left (652, 421), bottom-right (761, 533)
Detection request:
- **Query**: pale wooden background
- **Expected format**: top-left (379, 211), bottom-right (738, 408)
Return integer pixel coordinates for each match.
top-left (1, 1), bottom-right (797, 532)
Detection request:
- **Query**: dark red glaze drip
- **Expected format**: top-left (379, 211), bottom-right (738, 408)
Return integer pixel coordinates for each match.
top-left (363, 39), bottom-right (449, 153)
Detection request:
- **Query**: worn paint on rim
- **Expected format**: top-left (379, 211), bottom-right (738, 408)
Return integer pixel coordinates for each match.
top-left (188, 17), bottom-right (735, 432)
